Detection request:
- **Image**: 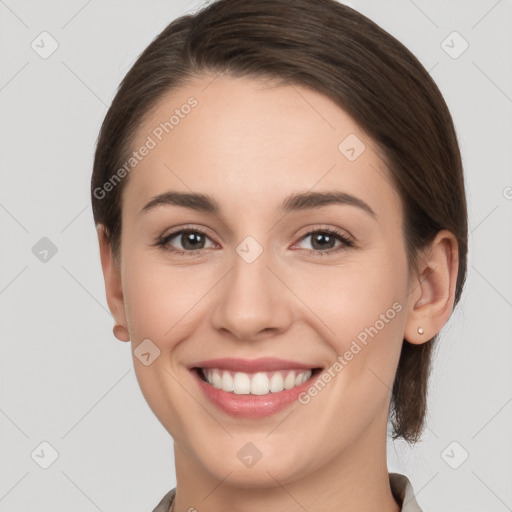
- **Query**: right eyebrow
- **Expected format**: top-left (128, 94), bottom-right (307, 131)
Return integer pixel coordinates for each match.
top-left (139, 191), bottom-right (220, 215)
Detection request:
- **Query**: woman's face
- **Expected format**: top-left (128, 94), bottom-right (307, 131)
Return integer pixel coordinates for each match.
top-left (110, 74), bottom-right (421, 485)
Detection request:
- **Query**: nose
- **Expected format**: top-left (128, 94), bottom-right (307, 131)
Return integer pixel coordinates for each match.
top-left (211, 243), bottom-right (294, 342)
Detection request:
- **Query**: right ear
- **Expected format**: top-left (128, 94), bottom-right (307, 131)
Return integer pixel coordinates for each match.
top-left (97, 225), bottom-right (130, 342)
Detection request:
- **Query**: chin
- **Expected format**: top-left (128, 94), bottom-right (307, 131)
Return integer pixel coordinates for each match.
top-left (191, 435), bottom-right (314, 489)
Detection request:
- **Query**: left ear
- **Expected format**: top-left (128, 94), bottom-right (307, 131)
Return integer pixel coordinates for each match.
top-left (404, 229), bottom-right (459, 344)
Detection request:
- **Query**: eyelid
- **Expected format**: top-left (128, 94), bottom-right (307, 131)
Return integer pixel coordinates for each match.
top-left (157, 224), bottom-right (215, 242)
top-left (294, 224), bottom-right (354, 242)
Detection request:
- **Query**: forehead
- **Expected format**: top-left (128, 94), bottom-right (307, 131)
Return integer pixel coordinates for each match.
top-left (124, 73), bottom-right (401, 223)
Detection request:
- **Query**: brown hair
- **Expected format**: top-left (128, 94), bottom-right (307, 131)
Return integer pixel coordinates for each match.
top-left (91, 0), bottom-right (468, 443)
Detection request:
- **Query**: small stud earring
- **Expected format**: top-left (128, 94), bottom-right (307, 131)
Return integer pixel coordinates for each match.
top-left (417, 327), bottom-right (424, 335)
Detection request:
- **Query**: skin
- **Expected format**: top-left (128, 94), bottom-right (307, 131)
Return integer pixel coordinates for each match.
top-left (98, 73), bottom-right (459, 512)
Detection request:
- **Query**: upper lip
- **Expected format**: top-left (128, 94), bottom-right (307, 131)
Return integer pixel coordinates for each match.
top-left (190, 357), bottom-right (321, 373)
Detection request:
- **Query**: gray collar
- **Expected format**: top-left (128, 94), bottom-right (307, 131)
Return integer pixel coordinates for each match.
top-left (153, 472), bottom-right (423, 511)
top-left (389, 472), bottom-right (424, 511)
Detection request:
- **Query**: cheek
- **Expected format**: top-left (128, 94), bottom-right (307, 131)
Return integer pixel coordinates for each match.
top-left (292, 252), bottom-right (407, 398)
top-left (291, 252), bottom-right (406, 341)
top-left (121, 249), bottom-right (208, 342)
top-left (120, 253), bottom-right (213, 439)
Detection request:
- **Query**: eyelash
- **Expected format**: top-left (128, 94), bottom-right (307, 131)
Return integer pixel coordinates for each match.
top-left (154, 225), bottom-right (354, 257)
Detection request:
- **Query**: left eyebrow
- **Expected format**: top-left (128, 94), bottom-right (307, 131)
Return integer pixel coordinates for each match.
top-left (139, 190), bottom-right (377, 219)
top-left (279, 190), bottom-right (377, 219)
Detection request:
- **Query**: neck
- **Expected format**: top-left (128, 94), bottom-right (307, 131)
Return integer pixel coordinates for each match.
top-left (171, 415), bottom-right (400, 512)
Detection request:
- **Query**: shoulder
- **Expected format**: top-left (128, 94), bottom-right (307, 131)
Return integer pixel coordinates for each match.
top-left (389, 473), bottom-right (423, 512)
top-left (151, 488), bottom-right (176, 512)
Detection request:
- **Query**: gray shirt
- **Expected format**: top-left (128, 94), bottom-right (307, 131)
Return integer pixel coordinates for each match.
top-left (151, 472), bottom-right (423, 511)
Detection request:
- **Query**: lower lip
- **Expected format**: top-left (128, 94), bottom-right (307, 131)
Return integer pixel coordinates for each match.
top-left (190, 369), bottom-right (319, 419)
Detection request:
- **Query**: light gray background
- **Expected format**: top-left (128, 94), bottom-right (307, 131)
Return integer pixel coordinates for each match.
top-left (1, 0), bottom-right (511, 510)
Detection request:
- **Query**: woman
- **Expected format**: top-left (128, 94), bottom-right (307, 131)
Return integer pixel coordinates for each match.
top-left (91, 0), bottom-right (468, 510)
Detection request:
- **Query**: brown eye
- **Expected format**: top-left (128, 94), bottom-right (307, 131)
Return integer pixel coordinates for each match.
top-left (157, 228), bottom-right (215, 254)
top-left (295, 229), bottom-right (354, 256)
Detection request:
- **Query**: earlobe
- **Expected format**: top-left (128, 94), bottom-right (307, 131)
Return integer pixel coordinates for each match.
top-left (113, 323), bottom-right (130, 342)
top-left (97, 225), bottom-right (130, 342)
top-left (404, 230), bottom-right (459, 345)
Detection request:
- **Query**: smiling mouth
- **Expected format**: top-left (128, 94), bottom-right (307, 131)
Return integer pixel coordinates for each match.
top-left (193, 367), bottom-right (322, 395)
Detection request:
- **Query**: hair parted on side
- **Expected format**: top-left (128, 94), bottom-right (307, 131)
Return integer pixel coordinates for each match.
top-left (91, 0), bottom-right (468, 443)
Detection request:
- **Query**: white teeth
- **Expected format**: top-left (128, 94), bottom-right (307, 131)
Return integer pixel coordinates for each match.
top-left (201, 368), bottom-right (313, 395)
top-left (221, 370), bottom-right (234, 392)
top-left (233, 372), bottom-right (251, 394)
top-left (269, 372), bottom-right (285, 392)
top-left (251, 372), bottom-right (269, 395)
top-left (284, 372), bottom-right (296, 390)
top-left (212, 370), bottom-right (222, 389)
